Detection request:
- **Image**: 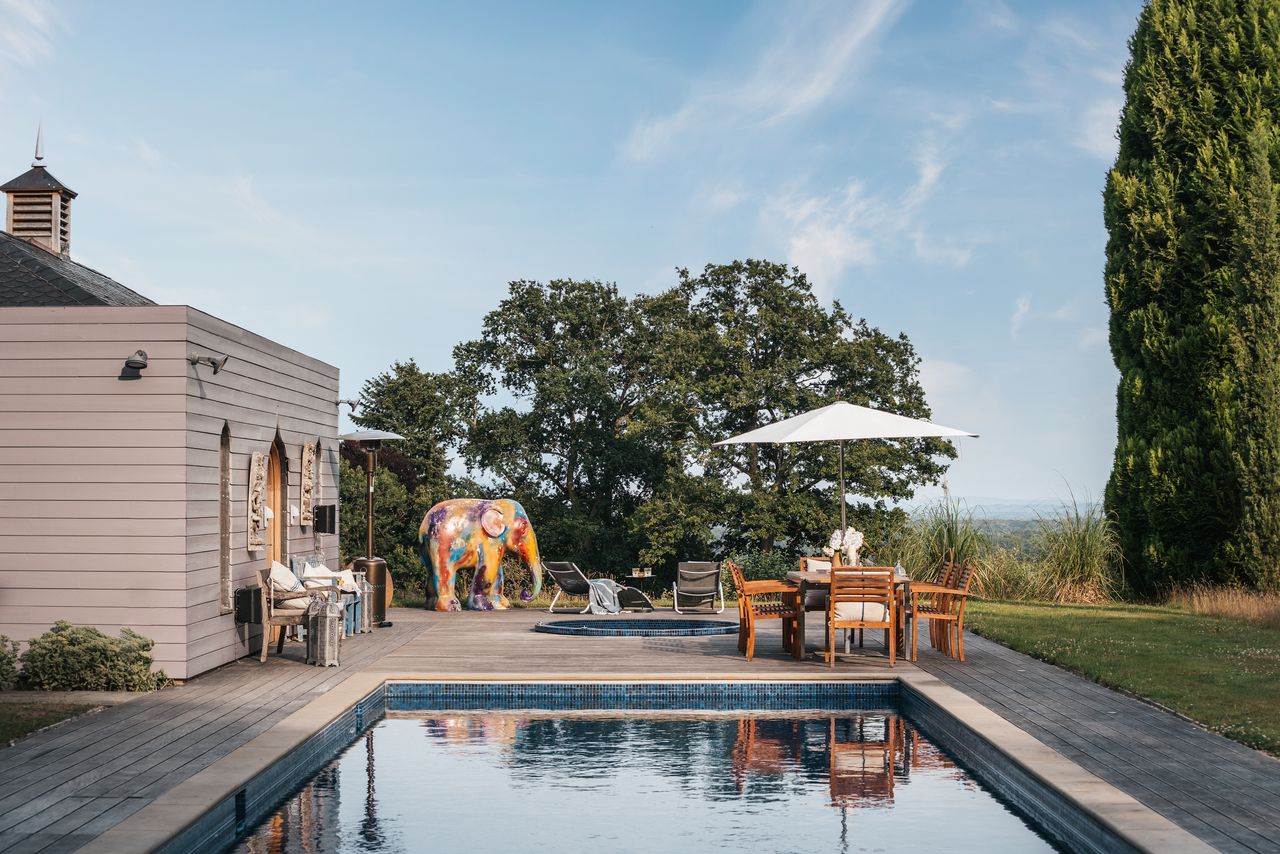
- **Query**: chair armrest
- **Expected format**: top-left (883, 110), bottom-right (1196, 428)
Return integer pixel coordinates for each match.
top-left (742, 581), bottom-right (798, 595)
top-left (909, 582), bottom-right (961, 595)
top-left (271, 589), bottom-right (314, 602)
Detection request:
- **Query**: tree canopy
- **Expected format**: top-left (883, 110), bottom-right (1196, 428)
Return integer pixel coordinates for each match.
top-left (343, 260), bottom-right (955, 586)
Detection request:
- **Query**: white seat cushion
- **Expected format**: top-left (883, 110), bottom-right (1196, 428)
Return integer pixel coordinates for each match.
top-left (304, 561), bottom-right (360, 594)
top-left (833, 601), bottom-right (889, 623)
top-left (276, 596), bottom-right (311, 610)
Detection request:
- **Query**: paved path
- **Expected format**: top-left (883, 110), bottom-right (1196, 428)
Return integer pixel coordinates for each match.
top-left (0, 607), bottom-right (1275, 852)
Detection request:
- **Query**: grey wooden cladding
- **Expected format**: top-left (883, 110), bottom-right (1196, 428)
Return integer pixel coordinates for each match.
top-left (182, 306), bottom-right (339, 678)
top-left (0, 305), bottom-right (340, 679)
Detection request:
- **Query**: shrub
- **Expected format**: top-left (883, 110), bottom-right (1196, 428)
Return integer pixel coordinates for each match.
top-left (20, 621), bottom-right (168, 692)
top-left (0, 635), bottom-right (18, 690)
top-left (729, 550), bottom-right (794, 582)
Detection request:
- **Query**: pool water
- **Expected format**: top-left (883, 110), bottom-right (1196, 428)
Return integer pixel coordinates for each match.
top-left (233, 711), bottom-right (1057, 853)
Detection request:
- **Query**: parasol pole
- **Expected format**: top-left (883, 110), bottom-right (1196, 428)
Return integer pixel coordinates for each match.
top-left (838, 439), bottom-right (847, 534)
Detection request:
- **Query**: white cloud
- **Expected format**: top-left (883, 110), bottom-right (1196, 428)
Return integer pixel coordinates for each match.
top-left (222, 174), bottom-right (316, 252)
top-left (1075, 97), bottom-right (1122, 161)
top-left (133, 138), bottom-right (163, 168)
top-left (1010, 293), bottom-right (1032, 338)
top-left (768, 181), bottom-right (879, 290)
top-left (0, 0), bottom-right (59, 70)
top-left (763, 137), bottom-right (984, 289)
top-left (695, 183), bottom-right (749, 213)
top-left (912, 229), bottom-right (974, 268)
top-left (1078, 326), bottom-right (1108, 349)
top-left (622, 0), bottom-right (904, 161)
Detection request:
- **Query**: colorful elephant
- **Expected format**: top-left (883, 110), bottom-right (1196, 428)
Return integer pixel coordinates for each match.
top-left (418, 498), bottom-right (543, 611)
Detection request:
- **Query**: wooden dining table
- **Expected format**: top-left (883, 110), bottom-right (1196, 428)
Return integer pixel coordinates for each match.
top-left (786, 570), bottom-right (913, 661)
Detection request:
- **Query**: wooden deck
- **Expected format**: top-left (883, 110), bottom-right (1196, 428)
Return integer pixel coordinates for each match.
top-left (0, 607), bottom-right (1274, 852)
top-left (915, 631), bottom-right (1280, 854)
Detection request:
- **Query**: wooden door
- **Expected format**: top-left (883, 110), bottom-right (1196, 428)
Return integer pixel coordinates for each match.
top-left (266, 442), bottom-right (283, 566)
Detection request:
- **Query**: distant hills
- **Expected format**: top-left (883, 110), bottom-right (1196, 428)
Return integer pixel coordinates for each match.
top-left (899, 496), bottom-right (1097, 521)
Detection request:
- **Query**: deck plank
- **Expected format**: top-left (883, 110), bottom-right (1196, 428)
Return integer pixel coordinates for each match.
top-left (0, 607), bottom-right (1275, 852)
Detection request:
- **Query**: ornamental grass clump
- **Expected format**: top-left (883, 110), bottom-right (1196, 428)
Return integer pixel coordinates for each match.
top-left (1033, 497), bottom-right (1123, 604)
top-left (887, 497), bottom-right (987, 582)
top-left (20, 621), bottom-right (167, 692)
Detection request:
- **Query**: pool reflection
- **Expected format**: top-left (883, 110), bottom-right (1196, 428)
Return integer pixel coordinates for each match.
top-left (235, 711), bottom-right (1041, 854)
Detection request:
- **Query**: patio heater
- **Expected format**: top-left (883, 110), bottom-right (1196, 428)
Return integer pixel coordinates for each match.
top-left (340, 429), bottom-right (405, 628)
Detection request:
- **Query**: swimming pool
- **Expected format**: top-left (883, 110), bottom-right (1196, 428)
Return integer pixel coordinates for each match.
top-left (231, 685), bottom-right (1064, 853)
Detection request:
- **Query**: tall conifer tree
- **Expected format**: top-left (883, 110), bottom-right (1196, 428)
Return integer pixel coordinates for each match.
top-left (1106, 0), bottom-right (1280, 590)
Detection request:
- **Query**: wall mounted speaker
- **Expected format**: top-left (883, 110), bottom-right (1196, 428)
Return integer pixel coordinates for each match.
top-left (313, 504), bottom-right (337, 534)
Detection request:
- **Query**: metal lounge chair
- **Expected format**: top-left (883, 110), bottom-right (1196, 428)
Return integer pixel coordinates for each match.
top-left (543, 561), bottom-right (654, 613)
top-left (672, 561), bottom-right (725, 613)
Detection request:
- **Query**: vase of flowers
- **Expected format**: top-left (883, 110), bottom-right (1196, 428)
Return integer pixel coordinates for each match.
top-left (824, 527), bottom-right (864, 566)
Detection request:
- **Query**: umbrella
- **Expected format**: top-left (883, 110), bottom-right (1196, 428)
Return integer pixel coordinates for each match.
top-left (714, 401), bottom-right (977, 534)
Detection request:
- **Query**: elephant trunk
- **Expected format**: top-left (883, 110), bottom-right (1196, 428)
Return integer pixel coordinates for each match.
top-left (519, 531), bottom-right (542, 602)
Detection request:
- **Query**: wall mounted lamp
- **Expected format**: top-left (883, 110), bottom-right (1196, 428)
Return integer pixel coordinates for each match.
top-left (189, 352), bottom-right (229, 374)
top-left (338, 399), bottom-right (359, 413)
top-left (124, 350), bottom-right (148, 370)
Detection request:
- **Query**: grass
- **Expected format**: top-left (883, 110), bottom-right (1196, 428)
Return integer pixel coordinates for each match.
top-left (0, 702), bottom-right (95, 744)
top-left (1166, 586), bottom-right (1280, 630)
top-left (965, 600), bottom-right (1280, 755)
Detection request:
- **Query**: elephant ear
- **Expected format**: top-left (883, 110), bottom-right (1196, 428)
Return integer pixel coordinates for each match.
top-left (480, 506), bottom-right (507, 539)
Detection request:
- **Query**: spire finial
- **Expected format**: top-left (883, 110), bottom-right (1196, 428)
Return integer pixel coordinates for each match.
top-left (32, 124), bottom-right (44, 168)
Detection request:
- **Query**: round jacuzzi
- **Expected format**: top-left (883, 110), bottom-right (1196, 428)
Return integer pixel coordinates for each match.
top-left (534, 618), bottom-right (739, 637)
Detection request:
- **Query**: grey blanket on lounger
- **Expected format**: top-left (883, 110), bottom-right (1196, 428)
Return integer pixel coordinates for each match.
top-left (587, 578), bottom-right (622, 614)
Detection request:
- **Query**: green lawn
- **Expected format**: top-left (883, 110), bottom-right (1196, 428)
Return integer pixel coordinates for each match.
top-left (965, 600), bottom-right (1280, 755)
top-left (0, 702), bottom-right (96, 744)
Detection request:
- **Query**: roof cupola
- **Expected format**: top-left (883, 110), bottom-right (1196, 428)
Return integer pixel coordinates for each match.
top-left (1, 127), bottom-right (76, 256)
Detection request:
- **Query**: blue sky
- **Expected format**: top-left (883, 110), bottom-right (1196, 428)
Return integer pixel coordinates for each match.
top-left (0, 0), bottom-right (1142, 502)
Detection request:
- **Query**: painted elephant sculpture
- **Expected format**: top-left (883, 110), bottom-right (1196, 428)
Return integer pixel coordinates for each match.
top-left (418, 498), bottom-right (543, 611)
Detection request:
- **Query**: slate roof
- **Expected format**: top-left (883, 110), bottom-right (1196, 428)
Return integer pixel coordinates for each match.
top-left (0, 231), bottom-right (155, 307)
top-left (0, 165), bottom-right (76, 197)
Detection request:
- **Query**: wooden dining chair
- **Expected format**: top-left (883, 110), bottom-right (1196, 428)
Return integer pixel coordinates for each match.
top-left (726, 561), bottom-right (799, 661)
top-left (825, 566), bottom-right (896, 667)
top-left (909, 560), bottom-right (977, 661)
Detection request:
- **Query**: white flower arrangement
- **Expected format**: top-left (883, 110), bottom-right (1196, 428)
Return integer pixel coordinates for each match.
top-left (823, 527), bottom-right (864, 565)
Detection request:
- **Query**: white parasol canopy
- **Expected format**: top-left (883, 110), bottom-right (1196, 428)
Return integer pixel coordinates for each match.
top-left (715, 401), bottom-right (977, 533)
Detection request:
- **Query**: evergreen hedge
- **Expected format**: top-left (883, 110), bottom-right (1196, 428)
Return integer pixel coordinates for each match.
top-left (1106, 0), bottom-right (1280, 591)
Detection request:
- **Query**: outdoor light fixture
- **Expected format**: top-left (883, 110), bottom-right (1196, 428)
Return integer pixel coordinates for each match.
top-left (340, 429), bottom-right (406, 628)
top-left (124, 350), bottom-right (148, 370)
top-left (188, 352), bottom-right (229, 374)
top-left (338, 399), bottom-right (359, 412)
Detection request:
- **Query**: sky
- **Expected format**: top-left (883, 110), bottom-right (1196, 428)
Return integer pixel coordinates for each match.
top-left (0, 0), bottom-right (1143, 504)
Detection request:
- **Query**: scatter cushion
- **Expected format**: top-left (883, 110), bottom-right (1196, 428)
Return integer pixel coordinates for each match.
top-left (804, 558), bottom-right (832, 570)
top-left (267, 560), bottom-right (309, 606)
top-left (303, 561), bottom-right (360, 594)
top-left (833, 601), bottom-right (889, 623)
top-left (269, 561), bottom-right (305, 595)
top-left (276, 595), bottom-right (311, 610)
